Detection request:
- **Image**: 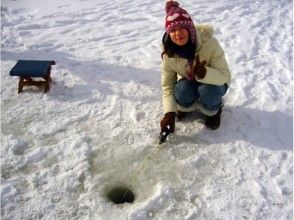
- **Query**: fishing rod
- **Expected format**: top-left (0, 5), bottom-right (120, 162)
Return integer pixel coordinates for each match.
top-left (122, 125), bottom-right (172, 200)
top-left (136, 125), bottom-right (172, 176)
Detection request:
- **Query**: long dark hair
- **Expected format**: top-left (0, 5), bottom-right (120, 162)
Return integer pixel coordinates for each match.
top-left (161, 32), bottom-right (196, 62)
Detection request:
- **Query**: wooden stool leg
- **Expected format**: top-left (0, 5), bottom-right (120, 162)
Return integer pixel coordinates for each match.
top-left (44, 68), bottom-right (51, 93)
top-left (18, 77), bottom-right (24, 93)
top-left (44, 77), bottom-right (50, 93)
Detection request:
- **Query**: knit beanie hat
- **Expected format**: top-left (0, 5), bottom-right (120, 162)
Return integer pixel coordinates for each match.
top-left (165, 0), bottom-right (196, 44)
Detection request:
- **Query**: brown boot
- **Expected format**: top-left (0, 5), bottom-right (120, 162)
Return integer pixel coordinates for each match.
top-left (176, 111), bottom-right (187, 121)
top-left (205, 108), bottom-right (222, 130)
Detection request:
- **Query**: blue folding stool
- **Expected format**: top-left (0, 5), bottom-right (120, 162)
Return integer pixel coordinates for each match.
top-left (10, 60), bottom-right (56, 93)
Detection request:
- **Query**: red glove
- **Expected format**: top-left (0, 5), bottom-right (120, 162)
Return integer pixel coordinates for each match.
top-left (193, 55), bottom-right (207, 79)
top-left (160, 112), bottom-right (176, 133)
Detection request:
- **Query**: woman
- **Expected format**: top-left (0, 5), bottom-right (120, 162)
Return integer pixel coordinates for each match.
top-left (160, 0), bottom-right (231, 134)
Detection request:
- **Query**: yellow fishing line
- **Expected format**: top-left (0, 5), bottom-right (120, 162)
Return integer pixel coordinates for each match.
top-left (122, 142), bottom-right (165, 200)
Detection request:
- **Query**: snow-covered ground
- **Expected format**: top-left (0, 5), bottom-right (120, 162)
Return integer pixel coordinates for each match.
top-left (1, 0), bottom-right (293, 219)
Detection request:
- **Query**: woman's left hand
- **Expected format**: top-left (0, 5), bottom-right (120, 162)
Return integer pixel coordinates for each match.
top-left (193, 55), bottom-right (207, 79)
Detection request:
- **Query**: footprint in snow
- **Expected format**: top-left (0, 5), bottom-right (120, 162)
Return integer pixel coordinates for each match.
top-left (8, 137), bottom-right (29, 156)
top-left (130, 108), bottom-right (146, 123)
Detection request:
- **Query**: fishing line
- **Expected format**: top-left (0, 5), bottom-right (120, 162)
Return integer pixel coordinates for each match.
top-left (121, 126), bottom-right (172, 201)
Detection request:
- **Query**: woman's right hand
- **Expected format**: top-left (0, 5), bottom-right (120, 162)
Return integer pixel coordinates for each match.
top-left (160, 112), bottom-right (176, 133)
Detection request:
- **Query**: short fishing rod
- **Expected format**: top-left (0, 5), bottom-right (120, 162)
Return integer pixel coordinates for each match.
top-left (122, 125), bottom-right (173, 200)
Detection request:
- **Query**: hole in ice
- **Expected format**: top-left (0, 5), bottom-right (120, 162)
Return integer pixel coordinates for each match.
top-left (106, 186), bottom-right (135, 204)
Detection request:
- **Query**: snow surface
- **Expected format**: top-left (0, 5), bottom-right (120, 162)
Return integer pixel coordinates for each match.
top-left (1, 0), bottom-right (293, 219)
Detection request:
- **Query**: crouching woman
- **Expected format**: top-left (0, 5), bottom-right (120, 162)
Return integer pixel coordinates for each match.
top-left (160, 0), bottom-right (231, 134)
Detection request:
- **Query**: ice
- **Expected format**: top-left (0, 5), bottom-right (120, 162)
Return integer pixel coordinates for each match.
top-left (1, 0), bottom-right (293, 219)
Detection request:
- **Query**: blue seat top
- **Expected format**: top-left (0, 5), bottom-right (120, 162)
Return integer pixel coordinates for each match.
top-left (10, 60), bottom-right (55, 77)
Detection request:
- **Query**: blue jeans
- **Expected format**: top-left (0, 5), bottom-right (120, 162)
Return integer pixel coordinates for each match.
top-left (174, 79), bottom-right (228, 111)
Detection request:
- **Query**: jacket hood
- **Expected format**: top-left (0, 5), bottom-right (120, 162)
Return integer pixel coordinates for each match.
top-left (195, 24), bottom-right (214, 52)
top-left (196, 24), bottom-right (214, 37)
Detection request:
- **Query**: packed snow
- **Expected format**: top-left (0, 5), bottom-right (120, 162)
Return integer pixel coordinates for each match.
top-left (1, 0), bottom-right (293, 219)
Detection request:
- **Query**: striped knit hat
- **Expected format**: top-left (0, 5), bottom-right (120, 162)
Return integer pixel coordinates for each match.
top-left (165, 0), bottom-right (196, 44)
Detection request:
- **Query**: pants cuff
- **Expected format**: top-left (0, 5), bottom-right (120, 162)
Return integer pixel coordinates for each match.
top-left (177, 100), bottom-right (223, 116)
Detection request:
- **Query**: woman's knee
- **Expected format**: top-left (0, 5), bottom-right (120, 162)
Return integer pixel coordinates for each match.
top-left (174, 79), bottom-right (198, 107)
top-left (198, 84), bottom-right (227, 110)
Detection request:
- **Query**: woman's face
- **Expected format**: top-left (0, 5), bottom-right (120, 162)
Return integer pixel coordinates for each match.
top-left (169, 27), bottom-right (189, 46)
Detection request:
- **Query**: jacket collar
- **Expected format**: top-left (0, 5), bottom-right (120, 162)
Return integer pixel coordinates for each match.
top-left (195, 24), bottom-right (214, 53)
top-left (195, 28), bottom-right (202, 53)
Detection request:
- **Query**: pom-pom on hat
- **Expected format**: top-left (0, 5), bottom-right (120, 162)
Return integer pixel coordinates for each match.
top-left (165, 0), bottom-right (196, 44)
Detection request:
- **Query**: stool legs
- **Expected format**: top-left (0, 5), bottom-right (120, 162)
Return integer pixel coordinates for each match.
top-left (17, 74), bottom-right (51, 93)
top-left (17, 66), bottom-right (52, 94)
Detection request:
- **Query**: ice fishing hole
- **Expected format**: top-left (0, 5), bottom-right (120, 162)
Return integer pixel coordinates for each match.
top-left (106, 186), bottom-right (135, 204)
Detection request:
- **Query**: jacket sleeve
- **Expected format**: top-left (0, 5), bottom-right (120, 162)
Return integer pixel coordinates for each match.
top-left (197, 37), bottom-right (231, 86)
top-left (161, 56), bottom-right (178, 114)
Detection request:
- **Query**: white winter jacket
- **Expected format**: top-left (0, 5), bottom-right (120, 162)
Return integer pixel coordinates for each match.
top-left (161, 24), bottom-right (231, 114)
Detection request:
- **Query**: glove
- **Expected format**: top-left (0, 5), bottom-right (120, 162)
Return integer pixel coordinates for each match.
top-left (160, 112), bottom-right (176, 133)
top-left (192, 55), bottom-right (207, 79)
